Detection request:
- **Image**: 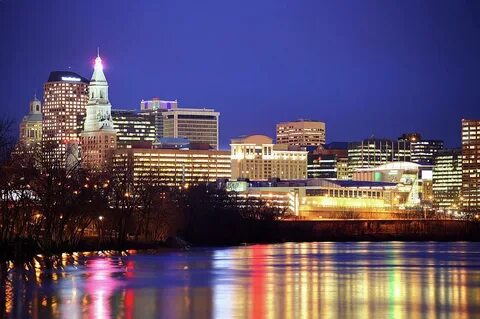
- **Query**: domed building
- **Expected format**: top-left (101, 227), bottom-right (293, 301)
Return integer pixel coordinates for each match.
top-left (19, 95), bottom-right (42, 148)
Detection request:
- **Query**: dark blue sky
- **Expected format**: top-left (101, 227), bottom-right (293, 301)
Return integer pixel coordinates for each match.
top-left (1, 0), bottom-right (480, 149)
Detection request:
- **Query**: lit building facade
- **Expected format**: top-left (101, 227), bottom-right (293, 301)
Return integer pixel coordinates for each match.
top-left (140, 98), bottom-right (178, 112)
top-left (348, 138), bottom-right (411, 176)
top-left (80, 54), bottom-right (117, 169)
top-left (432, 149), bottom-right (462, 211)
top-left (230, 135), bottom-right (308, 181)
top-left (112, 110), bottom-right (156, 148)
top-left (42, 71), bottom-right (89, 167)
top-left (112, 148), bottom-right (231, 186)
top-left (226, 179), bottom-right (399, 218)
top-left (461, 119), bottom-right (480, 213)
top-left (276, 120), bottom-right (326, 146)
top-left (19, 95), bottom-right (42, 147)
top-left (162, 108), bottom-right (219, 150)
top-left (140, 98), bottom-right (178, 140)
top-left (398, 133), bottom-right (443, 164)
top-left (352, 162), bottom-right (433, 209)
top-left (307, 142), bottom-right (348, 179)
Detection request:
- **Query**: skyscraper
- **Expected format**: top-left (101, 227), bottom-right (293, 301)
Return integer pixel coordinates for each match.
top-left (19, 95), bottom-right (42, 148)
top-left (276, 120), bottom-right (326, 146)
top-left (42, 71), bottom-right (89, 168)
top-left (461, 119), bottom-right (480, 214)
top-left (80, 53), bottom-right (117, 169)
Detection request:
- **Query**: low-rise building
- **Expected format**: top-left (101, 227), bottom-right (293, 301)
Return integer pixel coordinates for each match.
top-left (226, 179), bottom-right (400, 219)
top-left (352, 162), bottom-right (433, 209)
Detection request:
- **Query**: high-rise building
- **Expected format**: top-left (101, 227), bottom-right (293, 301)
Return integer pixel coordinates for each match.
top-left (80, 53), bottom-right (117, 169)
top-left (398, 133), bottom-right (443, 164)
top-left (461, 119), bottom-right (480, 213)
top-left (307, 142), bottom-right (348, 179)
top-left (42, 71), bottom-right (89, 168)
top-left (432, 149), bottom-right (462, 212)
top-left (230, 134), bottom-right (308, 181)
top-left (140, 98), bottom-right (178, 140)
top-left (19, 95), bottom-right (42, 148)
top-left (112, 148), bottom-right (231, 186)
top-left (162, 108), bottom-right (219, 150)
top-left (276, 120), bottom-right (326, 146)
top-left (112, 110), bottom-right (156, 149)
top-left (348, 138), bottom-right (411, 176)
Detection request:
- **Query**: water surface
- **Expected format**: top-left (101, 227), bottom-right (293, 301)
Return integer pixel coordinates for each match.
top-left (2, 242), bottom-right (480, 318)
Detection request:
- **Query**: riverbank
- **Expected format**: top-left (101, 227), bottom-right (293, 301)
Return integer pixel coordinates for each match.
top-left (182, 219), bottom-right (480, 244)
top-left (1, 219), bottom-right (479, 261)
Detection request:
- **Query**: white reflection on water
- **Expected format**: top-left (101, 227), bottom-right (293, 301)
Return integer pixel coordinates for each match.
top-left (2, 242), bottom-right (480, 319)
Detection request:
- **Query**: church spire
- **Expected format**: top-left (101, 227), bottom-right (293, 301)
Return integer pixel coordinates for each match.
top-left (91, 50), bottom-right (107, 83)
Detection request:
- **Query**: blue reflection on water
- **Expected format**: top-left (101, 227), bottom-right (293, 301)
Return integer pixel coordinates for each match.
top-left (2, 242), bottom-right (480, 319)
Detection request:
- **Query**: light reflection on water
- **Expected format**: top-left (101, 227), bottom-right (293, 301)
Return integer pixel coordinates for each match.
top-left (1, 242), bottom-right (480, 319)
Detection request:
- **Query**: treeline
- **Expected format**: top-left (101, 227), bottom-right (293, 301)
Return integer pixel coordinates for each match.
top-left (0, 142), bottom-right (285, 260)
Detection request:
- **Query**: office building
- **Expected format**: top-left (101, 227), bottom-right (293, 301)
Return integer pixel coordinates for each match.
top-left (230, 134), bottom-right (308, 181)
top-left (432, 149), bottom-right (462, 212)
top-left (276, 119), bottom-right (326, 146)
top-left (307, 142), bottom-right (348, 179)
top-left (112, 110), bottom-right (156, 149)
top-left (399, 133), bottom-right (443, 164)
top-left (42, 71), bottom-right (89, 167)
top-left (348, 138), bottom-right (411, 176)
top-left (140, 98), bottom-right (178, 140)
top-left (162, 108), bottom-right (219, 150)
top-left (461, 119), bottom-right (480, 213)
top-left (19, 95), bottom-right (42, 148)
top-left (80, 53), bottom-right (117, 169)
top-left (112, 148), bottom-right (231, 186)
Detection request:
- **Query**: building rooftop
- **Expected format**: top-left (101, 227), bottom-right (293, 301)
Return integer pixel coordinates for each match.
top-left (243, 178), bottom-right (397, 189)
top-left (47, 71), bottom-right (89, 83)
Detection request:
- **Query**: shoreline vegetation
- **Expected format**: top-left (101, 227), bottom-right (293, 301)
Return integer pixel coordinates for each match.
top-left (1, 219), bottom-right (479, 262)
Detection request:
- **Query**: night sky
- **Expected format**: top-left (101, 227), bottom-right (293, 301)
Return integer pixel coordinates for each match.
top-left (2, 0), bottom-right (480, 149)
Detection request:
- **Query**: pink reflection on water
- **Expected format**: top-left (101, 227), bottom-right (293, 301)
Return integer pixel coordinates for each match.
top-left (85, 258), bottom-right (118, 319)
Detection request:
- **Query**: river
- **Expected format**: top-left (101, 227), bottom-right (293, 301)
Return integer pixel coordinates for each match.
top-left (1, 242), bottom-right (480, 318)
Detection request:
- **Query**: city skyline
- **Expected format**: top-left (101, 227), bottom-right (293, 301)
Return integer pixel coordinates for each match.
top-left (3, 1), bottom-right (480, 148)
